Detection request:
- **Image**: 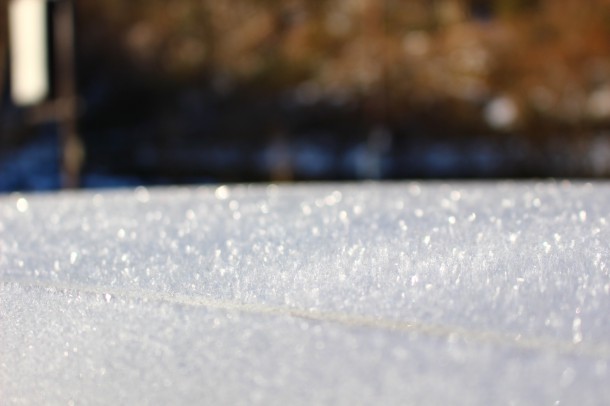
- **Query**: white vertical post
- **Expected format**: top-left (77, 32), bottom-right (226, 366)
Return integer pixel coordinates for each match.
top-left (8, 0), bottom-right (49, 106)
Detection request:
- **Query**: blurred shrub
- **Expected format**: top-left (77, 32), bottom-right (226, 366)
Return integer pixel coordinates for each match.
top-left (70, 0), bottom-right (610, 136)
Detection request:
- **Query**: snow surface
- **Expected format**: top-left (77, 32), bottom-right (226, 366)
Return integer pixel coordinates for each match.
top-left (1, 182), bottom-right (610, 405)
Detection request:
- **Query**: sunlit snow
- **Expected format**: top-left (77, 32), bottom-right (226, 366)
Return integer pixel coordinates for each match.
top-left (1, 182), bottom-right (610, 405)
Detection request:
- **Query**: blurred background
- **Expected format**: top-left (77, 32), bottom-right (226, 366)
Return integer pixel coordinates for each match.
top-left (2, 0), bottom-right (610, 191)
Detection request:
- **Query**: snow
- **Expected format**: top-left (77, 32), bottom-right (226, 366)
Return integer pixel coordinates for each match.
top-left (1, 182), bottom-right (610, 404)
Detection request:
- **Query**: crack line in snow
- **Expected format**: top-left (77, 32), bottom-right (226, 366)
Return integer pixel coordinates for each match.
top-left (3, 278), bottom-right (610, 359)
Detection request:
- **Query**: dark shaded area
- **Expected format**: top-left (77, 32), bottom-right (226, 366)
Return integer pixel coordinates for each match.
top-left (2, 0), bottom-right (610, 190)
